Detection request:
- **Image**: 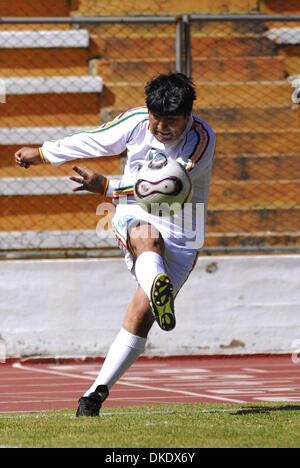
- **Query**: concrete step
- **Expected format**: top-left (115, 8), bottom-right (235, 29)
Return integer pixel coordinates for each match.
top-left (0, 195), bottom-right (297, 233)
top-left (2, 126), bottom-right (299, 159)
top-left (261, 0), bottom-right (300, 15)
top-left (74, 0), bottom-right (258, 15)
top-left (88, 21), bottom-right (265, 39)
top-left (96, 58), bottom-right (176, 83)
top-left (0, 0), bottom-right (75, 17)
top-left (96, 56), bottom-right (286, 83)
top-left (3, 151), bottom-right (298, 184)
top-left (0, 177), bottom-right (83, 196)
top-left (0, 48), bottom-right (89, 77)
top-left (0, 23), bottom-right (71, 32)
top-left (0, 126), bottom-right (98, 145)
top-left (1, 229), bottom-right (298, 251)
top-left (196, 81), bottom-right (292, 109)
top-left (89, 34), bottom-right (176, 60)
top-left (101, 81), bottom-right (292, 110)
top-left (191, 35), bottom-right (277, 57)
top-left (90, 34), bottom-right (277, 60)
top-left (193, 56), bottom-right (286, 81)
top-left (279, 46), bottom-right (300, 76)
top-left (0, 230), bottom-right (117, 251)
top-left (212, 154), bottom-right (300, 181)
top-left (3, 126), bottom-right (298, 160)
top-left (0, 30), bottom-right (91, 77)
top-left (0, 147), bottom-right (122, 179)
top-left (206, 207), bottom-right (300, 233)
top-left (0, 76), bottom-right (102, 127)
top-left (266, 27), bottom-right (300, 45)
top-left (209, 180), bottom-right (300, 209)
top-left (0, 194), bottom-right (106, 231)
top-left (2, 176), bottom-right (298, 209)
top-left (2, 76), bottom-right (102, 95)
top-left (0, 176), bottom-right (119, 196)
top-left (191, 20), bottom-right (266, 37)
top-left (0, 96), bottom-right (100, 127)
top-left (197, 107), bottom-right (299, 132)
top-left (3, 151), bottom-right (298, 183)
top-left (216, 130), bottom-right (300, 156)
top-left (0, 30), bottom-right (89, 48)
top-left (204, 231), bottom-right (300, 248)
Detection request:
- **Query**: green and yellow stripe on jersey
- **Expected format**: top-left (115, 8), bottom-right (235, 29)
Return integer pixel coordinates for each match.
top-left (187, 119), bottom-right (211, 168)
top-left (111, 219), bottom-right (128, 249)
top-left (78, 107), bottom-right (149, 137)
top-left (44, 107), bottom-right (149, 143)
top-left (102, 177), bottom-right (110, 196)
top-left (112, 185), bottom-right (135, 201)
top-left (38, 147), bottom-right (47, 164)
top-left (100, 107), bottom-right (148, 131)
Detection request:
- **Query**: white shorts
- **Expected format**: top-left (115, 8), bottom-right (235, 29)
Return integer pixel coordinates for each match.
top-left (112, 204), bottom-right (198, 295)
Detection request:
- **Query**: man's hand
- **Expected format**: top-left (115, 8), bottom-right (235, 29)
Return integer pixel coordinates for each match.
top-left (15, 147), bottom-right (43, 168)
top-left (70, 166), bottom-right (107, 194)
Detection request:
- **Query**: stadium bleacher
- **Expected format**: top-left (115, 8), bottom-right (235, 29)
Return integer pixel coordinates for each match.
top-left (0, 0), bottom-right (299, 252)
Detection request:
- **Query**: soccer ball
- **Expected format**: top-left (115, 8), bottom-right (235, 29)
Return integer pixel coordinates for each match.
top-left (134, 155), bottom-right (192, 216)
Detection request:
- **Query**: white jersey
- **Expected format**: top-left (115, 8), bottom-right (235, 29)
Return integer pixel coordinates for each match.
top-left (41, 107), bottom-right (216, 258)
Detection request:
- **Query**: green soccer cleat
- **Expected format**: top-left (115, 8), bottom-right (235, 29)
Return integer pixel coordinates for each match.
top-left (150, 273), bottom-right (176, 332)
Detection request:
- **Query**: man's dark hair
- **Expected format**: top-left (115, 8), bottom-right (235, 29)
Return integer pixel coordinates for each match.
top-left (145, 73), bottom-right (196, 117)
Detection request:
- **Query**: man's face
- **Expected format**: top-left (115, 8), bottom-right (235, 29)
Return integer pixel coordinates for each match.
top-left (148, 112), bottom-right (189, 143)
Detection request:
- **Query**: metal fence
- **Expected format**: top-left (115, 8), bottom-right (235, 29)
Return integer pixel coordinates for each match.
top-left (0, 13), bottom-right (300, 257)
top-left (188, 14), bottom-right (300, 253)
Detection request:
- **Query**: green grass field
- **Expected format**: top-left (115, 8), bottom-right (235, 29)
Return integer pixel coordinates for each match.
top-left (1, 402), bottom-right (300, 448)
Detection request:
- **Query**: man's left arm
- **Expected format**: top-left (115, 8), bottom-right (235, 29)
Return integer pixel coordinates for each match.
top-left (69, 165), bottom-right (121, 197)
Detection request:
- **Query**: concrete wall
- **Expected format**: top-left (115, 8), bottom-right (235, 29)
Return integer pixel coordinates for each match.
top-left (0, 255), bottom-right (299, 359)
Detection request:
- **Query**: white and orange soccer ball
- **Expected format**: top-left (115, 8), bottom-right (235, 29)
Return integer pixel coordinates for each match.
top-left (134, 155), bottom-right (192, 215)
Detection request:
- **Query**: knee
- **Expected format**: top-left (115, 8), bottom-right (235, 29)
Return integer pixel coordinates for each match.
top-left (128, 222), bottom-right (164, 258)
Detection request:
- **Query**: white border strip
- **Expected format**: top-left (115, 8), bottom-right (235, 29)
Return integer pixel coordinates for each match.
top-left (0, 230), bottom-right (118, 250)
top-left (0, 175), bottom-right (120, 195)
top-left (0, 126), bottom-right (92, 144)
top-left (265, 27), bottom-right (300, 44)
top-left (0, 30), bottom-right (89, 48)
top-left (0, 176), bottom-right (80, 195)
top-left (3, 76), bottom-right (103, 95)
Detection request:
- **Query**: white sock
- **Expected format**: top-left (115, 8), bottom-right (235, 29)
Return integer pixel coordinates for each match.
top-left (84, 328), bottom-right (146, 396)
top-left (134, 251), bottom-right (165, 299)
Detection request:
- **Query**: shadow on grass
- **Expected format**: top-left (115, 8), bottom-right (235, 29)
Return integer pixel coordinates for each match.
top-left (232, 405), bottom-right (300, 416)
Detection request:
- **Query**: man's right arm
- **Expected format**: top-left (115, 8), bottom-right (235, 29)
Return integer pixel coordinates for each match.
top-left (15, 147), bottom-right (45, 168)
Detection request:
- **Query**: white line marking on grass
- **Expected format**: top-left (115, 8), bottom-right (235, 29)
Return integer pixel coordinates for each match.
top-left (0, 409), bottom-right (176, 419)
top-left (0, 407), bottom-right (251, 420)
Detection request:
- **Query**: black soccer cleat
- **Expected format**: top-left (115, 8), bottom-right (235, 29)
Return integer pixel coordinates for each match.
top-left (76, 385), bottom-right (109, 417)
top-left (150, 273), bottom-right (176, 332)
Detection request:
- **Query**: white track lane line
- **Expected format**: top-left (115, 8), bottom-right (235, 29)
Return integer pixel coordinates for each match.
top-left (12, 362), bottom-right (94, 381)
top-left (12, 362), bottom-right (245, 404)
top-left (116, 381), bottom-right (245, 403)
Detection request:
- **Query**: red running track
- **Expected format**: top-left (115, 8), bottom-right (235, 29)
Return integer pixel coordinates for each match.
top-left (0, 355), bottom-right (299, 413)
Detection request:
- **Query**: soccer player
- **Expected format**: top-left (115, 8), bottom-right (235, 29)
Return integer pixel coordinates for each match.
top-left (15, 73), bottom-right (216, 416)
